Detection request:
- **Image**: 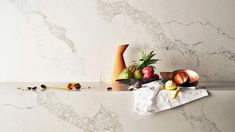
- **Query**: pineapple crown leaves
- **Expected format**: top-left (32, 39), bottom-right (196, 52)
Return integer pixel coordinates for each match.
top-left (133, 50), bottom-right (160, 70)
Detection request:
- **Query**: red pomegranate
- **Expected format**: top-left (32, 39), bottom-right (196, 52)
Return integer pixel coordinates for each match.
top-left (143, 73), bottom-right (153, 79)
top-left (142, 66), bottom-right (154, 75)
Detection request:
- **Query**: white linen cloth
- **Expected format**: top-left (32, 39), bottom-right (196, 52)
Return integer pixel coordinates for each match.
top-left (133, 81), bottom-right (208, 114)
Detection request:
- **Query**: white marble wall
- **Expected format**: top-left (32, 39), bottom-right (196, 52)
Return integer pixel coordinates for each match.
top-left (0, 0), bottom-right (234, 82)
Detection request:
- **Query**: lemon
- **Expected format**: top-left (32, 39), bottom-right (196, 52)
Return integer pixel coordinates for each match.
top-left (165, 80), bottom-right (177, 90)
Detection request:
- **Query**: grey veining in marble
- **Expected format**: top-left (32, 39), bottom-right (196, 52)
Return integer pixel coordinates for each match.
top-left (0, 0), bottom-right (235, 81)
top-left (162, 20), bottom-right (234, 40)
top-left (27, 11), bottom-right (77, 53)
top-left (178, 105), bottom-right (221, 132)
top-left (9, 0), bottom-right (77, 53)
top-left (37, 91), bottom-right (123, 132)
top-left (0, 103), bottom-right (37, 110)
top-left (0, 82), bottom-right (235, 132)
top-left (96, 0), bottom-right (234, 61)
top-left (96, 0), bottom-right (235, 81)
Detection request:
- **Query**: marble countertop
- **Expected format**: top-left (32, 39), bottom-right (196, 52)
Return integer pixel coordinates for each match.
top-left (0, 82), bottom-right (235, 132)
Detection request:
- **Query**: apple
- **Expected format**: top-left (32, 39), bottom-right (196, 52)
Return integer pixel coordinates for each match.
top-left (141, 66), bottom-right (154, 75)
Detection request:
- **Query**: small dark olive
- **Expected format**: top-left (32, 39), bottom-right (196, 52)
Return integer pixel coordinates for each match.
top-left (107, 87), bottom-right (112, 91)
top-left (41, 84), bottom-right (47, 89)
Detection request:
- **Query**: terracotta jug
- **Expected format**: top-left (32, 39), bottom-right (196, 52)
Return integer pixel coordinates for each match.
top-left (112, 44), bottom-right (129, 90)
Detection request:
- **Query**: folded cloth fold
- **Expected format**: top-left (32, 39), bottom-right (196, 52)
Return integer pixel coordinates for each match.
top-left (133, 81), bottom-right (208, 115)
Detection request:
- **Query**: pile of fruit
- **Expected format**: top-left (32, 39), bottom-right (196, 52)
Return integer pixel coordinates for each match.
top-left (118, 50), bottom-right (160, 80)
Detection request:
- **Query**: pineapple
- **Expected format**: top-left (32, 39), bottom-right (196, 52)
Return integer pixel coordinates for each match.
top-left (134, 50), bottom-right (159, 70)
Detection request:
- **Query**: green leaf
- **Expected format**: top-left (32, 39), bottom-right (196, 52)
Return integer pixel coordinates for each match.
top-left (138, 50), bottom-right (145, 59)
